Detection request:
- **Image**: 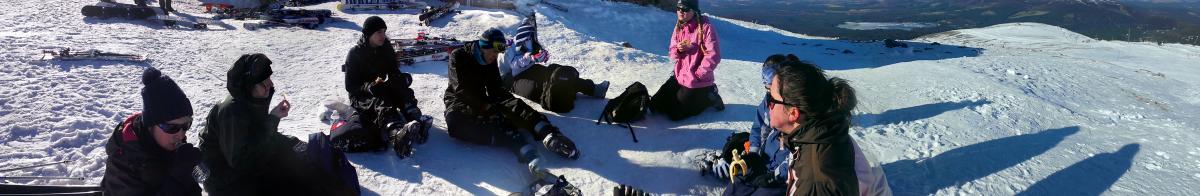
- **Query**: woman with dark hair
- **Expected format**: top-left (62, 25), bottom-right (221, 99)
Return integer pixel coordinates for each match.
top-left (768, 59), bottom-right (860, 195)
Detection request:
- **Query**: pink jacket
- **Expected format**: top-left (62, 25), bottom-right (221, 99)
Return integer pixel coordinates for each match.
top-left (669, 16), bottom-right (721, 89)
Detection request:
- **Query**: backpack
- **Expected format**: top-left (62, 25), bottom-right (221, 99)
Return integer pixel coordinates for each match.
top-left (540, 64), bottom-right (580, 113)
top-left (596, 82), bottom-right (650, 142)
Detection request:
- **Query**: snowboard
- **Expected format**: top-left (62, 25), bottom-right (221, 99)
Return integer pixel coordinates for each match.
top-left (0, 183), bottom-right (102, 196)
top-left (81, 3), bottom-right (156, 19)
top-left (244, 9), bottom-right (332, 30)
top-left (36, 48), bottom-right (147, 62)
top-left (153, 15), bottom-right (216, 30)
top-left (418, 2), bottom-right (457, 26)
top-left (244, 17), bottom-right (322, 30)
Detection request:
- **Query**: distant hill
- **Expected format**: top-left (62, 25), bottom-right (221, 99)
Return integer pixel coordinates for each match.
top-left (645, 0), bottom-right (1200, 45)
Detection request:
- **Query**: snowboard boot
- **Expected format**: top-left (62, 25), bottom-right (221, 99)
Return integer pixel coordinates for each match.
top-left (410, 115), bottom-right (433, 144)
top-left (530, 174), bottom-right (582, 196)
top-left (591, 81), bottom-right (610, 98)
top-left (387, 121), bottom-right (423, 159)
top-left (539, 125), bottom-right (579, 160)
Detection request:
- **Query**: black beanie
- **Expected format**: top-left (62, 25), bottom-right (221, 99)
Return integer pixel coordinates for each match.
top-left (228, 53), bottom-right (274, 98)
top-left (480, 28), bottom-right (505, 44)
top-left (141, 67), bottom-right (193, 126)
top-left (678, 0), bottom-right (699, 12)
top-left (362, 16), bottom-right (387, 38)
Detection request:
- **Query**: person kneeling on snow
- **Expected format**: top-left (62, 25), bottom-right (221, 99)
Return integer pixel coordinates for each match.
top-left (444, 28), bottom-right (582, 193)
top-left (338, 16), bottom-right (432, 159)
top-left (651, 0), bottom-right (724, 121)
top-left (199, 53), bottom-right (360, 195)
top-left (499, 12), bottom-right (610, 113)
top-left (101, 67), bottom-right (201, 196)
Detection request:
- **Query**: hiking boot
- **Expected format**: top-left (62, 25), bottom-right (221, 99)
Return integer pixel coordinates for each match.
top-left (540, 126), bottom-right (579, 160)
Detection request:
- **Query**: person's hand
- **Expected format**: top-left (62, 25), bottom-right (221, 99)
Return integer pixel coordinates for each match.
top-left (171, 143), bottom-right (202, 180)
top-left (271, 98), bottom-right (290, 118)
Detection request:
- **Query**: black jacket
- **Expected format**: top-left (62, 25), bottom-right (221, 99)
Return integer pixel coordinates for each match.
top-left (101, 113), bottom-right (201, 196)
top-left (444, 41), bottom-right (514, 116)
top-left (344, 37), bottom-right (399, 110)
top-left (198, 55), bottom-right (303, 195)
top-left (785, 114), bottom-right (859, 196)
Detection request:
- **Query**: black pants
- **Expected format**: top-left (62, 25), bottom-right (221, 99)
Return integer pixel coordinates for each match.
top-left (262, 133), bottom-right (359, 195)
top-left (511, 64), bottom-right (598, 100)
top-left (159, 0), bottom-right (173, 13)
top-left (650, 76), bottom-right (717, 121)
top-left (444, 108), bottom-right (540, 165)
top-left (334, 74), bottom-right (422, 152)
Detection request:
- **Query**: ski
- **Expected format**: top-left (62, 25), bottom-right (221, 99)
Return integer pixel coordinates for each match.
top-left (244, 9), bottom-right (333, 30)
top-left (337, 0), bottom-right (425, 11)
top-left (152, 15), bottom-right (216, 30)
top-left (390, 33), bottom-right (463, 66)
top-left (418, 2), bottom-right (458, 26)
top-left (0, 161), bottom-right (70, 173)
top-left (37, 48), bottom-right (147, 63)
top-left (0, 183), bottom-right (101, 195)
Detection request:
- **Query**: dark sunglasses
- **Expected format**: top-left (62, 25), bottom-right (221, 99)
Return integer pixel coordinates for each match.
top-left (677, 6), bottom-right (691, 12)
top-left (766, 95), bottom-right (796, 110)
top-left (157, 122), bottom-right (191, 134)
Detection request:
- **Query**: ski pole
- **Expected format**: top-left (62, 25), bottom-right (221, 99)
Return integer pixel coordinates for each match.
top-left (0, 176), bottom-right (86, 181)
top-left (0, 161), bottom-right (71, 173)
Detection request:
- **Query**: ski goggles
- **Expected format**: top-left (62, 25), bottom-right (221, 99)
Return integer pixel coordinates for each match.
top-left (480, 40), bottom-right (509, 52)
top-left (158, 121), bottom-right (191, 134)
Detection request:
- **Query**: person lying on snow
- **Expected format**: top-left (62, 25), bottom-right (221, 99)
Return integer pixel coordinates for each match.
top-left (336, 16), bottom-right (432, 159)
top-left (498, 12), bottom-right (610, 113)
top-left (199, 53), bottom-right (359, 195)
top-left (444, 28), bottom-right (582, 194)
top-left (101, 67), bottom-right (201, 196)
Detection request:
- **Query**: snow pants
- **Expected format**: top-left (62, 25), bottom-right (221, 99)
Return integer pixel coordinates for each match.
top-left (650, 76), bottom-right (719, 121)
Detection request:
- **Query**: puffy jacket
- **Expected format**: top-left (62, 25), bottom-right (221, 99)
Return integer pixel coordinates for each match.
top-left (101, 113), bottom-right (202, 196)
top-left (785, 114), bottom-right (859, 196)
top-left (668, 15), bottom-right (721, 89)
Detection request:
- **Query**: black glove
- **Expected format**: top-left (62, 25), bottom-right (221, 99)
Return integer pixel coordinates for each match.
top-left (171, 143), bottom-right (202, 180)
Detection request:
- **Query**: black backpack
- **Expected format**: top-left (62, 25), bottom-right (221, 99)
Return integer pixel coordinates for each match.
top-left (540, 64), bottom-right (580, 113)
top-left (597, 82), bottom-right (650, 142)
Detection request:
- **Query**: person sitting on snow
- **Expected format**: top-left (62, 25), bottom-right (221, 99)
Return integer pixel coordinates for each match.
top-left (651, 0), bottom-right (725, 121)
top-left (696, 54), bottom-right (794, 195)
top-left (101, 67), bottom-right (201, 196)
top-left (337, 16), bottom-right (432, 159)
top-left (769, 58), bottom-right (863, 195)
top-left (444, 28), bottom-right (582, 193)
top-left (499, 12), bottom-right (610, 113)
top-left (199, 53), bottom-right (359, 195)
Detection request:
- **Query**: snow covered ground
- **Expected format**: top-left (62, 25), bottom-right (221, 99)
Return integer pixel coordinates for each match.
top-left (2, 0), bottom-right (1199, 195)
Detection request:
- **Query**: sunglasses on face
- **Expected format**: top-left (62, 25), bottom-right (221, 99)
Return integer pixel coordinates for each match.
top-left (766, 95), bottom-right (796, 110)
top-left (157, 122), bottom-right (191, 134)
top-left (677, 6), bottom-right (691, 12)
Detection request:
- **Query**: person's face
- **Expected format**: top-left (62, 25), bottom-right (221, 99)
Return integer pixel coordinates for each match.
top-left (370, 28), bottom-right (388, 47)
top-left (483, 41), bottom-right (505, 65)
top-left (677, 7), bottom-right (693, 22)
top-left (152, 116), bottom-right (192, 151)
top-left (252, 78), bottom-right (273, 99)
top-left (769, 76), bottom-right (804, 134)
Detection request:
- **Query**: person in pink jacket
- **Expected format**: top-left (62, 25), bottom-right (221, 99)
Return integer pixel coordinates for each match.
top-left (650, 0), bottom-right (724, 121)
